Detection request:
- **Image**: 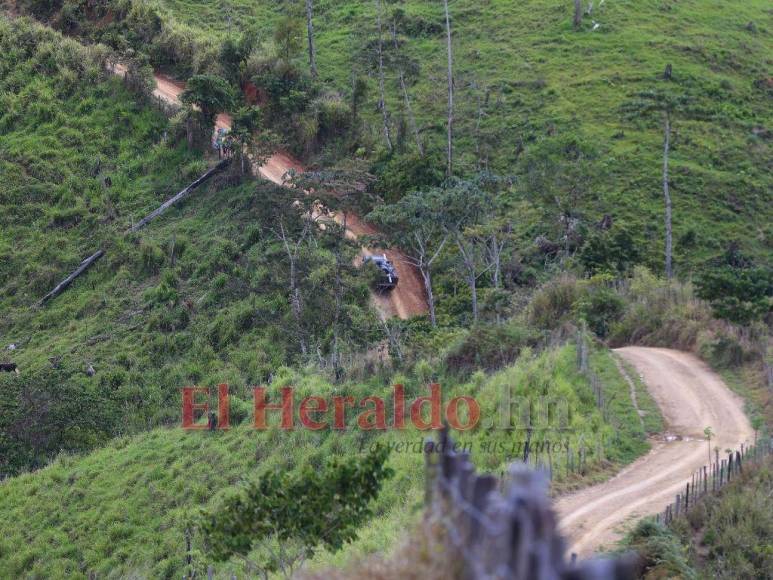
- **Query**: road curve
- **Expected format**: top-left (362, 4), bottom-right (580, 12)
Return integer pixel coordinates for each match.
top-left (116, 64), bottom-right (429, 320)
top-left (556, 347), bottom-right (754, 557)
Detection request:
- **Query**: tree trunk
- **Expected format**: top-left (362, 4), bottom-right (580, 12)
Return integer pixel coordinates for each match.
top-left (456, 238), bottom-right (479, 323)
top-left (573, 0), bottom-right (583, 29)
top-left (391, 21), bottom-right (423, 156)
top-left (129, 159), bottom-right (230, 233)
top-left (663, 110), bottom-right (673, 279)
top-left (419, 264), bottom-right (437, 327)
top-left (375, 0), bottom-right (393, 151)
top-left (305, 0), bottom-right (318, 79)
top-left (443, 0), bottom-right (454, 177)
top-left (280, 222), bottom-right (308, 356)
top-left (38, 250), bottom-right (105, 305)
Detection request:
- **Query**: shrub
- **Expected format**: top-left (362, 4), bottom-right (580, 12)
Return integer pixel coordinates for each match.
top-left (444, 323), bottom-right (537, 377)
top-left (527, 275), bottom-right (580, 331)
top-left (575, 276), bottom-right (625, 338)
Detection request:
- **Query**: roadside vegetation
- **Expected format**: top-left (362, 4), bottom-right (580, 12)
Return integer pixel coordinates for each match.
top-left (623, 455), bottom-right (773, 579)
top-left (0, 0), bottom-right (770, 576)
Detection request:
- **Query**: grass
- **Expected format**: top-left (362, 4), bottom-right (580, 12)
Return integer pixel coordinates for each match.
top-left (0, 344), bottom-right (657, 577)
top-left (128, 0), bottom-right (773, 273)
top-left (621, 455), bottom-right (773, 579)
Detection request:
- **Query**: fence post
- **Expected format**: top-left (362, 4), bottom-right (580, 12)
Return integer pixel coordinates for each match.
top-left (703, 465), bottom-right (708, 496)
top-left (685, 483), bottom-right (690, 511)
top-left (424, 438), bottom-right (437, 507)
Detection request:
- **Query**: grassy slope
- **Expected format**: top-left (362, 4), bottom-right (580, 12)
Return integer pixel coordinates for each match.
top-left (0, 16), bottom-right (377, 444)
top-left (0, 345), bottom-right (660, 577)
top-left (147, 0), bottom-right (772, 271)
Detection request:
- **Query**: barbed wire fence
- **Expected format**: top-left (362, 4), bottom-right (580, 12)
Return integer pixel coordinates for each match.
top-left (424, 428), bottom-right (637, 580)
top-left (657, 435), bottom-right (773, 526)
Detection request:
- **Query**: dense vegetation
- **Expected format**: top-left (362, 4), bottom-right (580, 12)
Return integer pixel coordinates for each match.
top-left (623, 456), bottom-right (773, 579)
top-left (0, 17), bottom-right (376, 475)
top-left (15, 0), bottom-right (772, 276)
top-left (1, 0), bottom-right (770, 576)
top-left (0, 342), bottom-right (661, 577)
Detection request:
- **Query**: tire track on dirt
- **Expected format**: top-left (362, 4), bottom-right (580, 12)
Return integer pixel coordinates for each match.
top-left (555, 347), bottom-right (754, 557)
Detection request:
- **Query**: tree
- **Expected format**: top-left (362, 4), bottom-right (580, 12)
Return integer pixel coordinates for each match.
top-left (662, 108), bottom-right (673, 279)
top-left (219, 30), bottom-right (257, 85)
top-left (704, 426), bottom-right (714, 466)
top-left (574, 0), bottom-right (583, 29)
top-left (622, 85), bottom-right (692, 280)
top-left (305, 0), bottom-right (318, 78)
top-left (180, 74), bottom-right (235, 146)
top-left (374, 0), bottom-right (393, 151)
top-left (695, 245), bottom-right (773, 325)
top-left (368, 188), bottom-right (449, 326)
top-left (390, 19), bottom-right (423, 156)
top-left (441, 175), bottom-right (502, 323)
top-left (274, 16), bottom-right (304, 63)
top-left (443, 0), bottom-right (455, 177)
top-left (520, 135), bottom-right (597, 258)
top-left (230, 106), bottom-right (281, 175)
top-left (201, 447), bottom-right (393, 576)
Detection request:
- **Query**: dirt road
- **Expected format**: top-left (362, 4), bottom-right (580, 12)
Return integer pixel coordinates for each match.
top-left (130, 67), bottom-right (428, 320)
top-left (555, 347), bottom-right (754, 557)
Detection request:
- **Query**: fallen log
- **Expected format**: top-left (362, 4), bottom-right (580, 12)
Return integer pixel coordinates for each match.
top-left (39, 250), bottom-right (105, 306)
top-left (129, 158), bottom-right (231, 233)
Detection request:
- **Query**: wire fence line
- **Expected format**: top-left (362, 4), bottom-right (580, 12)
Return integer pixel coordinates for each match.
top-left (657, 436), bottom-right (773, 526)
top-left (424, 429), bottom-right (636, 580)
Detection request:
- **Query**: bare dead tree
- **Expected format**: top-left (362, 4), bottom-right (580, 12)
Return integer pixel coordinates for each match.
top-left (574, 0), bottom-right (583, 29)
top-left (412, 232), bottom-right (448, 327)
top-left (484, 227), bottom-right (509, 289)
top-left (663, 110), bottom-right (673, 279)
top-left (391, 21), bottom-right (424, 156)
top-left (443, 0), bottom-right (454, 177)
top-left (375, 0), bottom-right (393, 151)
top-left (305, 0), bottom-right (318, 78)
top-left (276, 218), bottom-right (314, 356)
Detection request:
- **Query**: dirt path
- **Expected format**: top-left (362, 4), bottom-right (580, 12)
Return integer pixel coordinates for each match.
top-left (555, 347), bottom-right (754, 557)
top-left (131, 68), bottom-right (428, 319)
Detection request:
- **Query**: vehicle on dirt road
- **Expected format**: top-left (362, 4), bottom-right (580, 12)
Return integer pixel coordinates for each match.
top-left (363, 254), bottom-right (399, 291)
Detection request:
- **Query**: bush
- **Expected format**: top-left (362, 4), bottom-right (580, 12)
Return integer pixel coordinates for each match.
top-left (444, 323), bottom-right (537, 377)
top-left (527, 275), bottom-right (580, 331)
top-left (575, 276), bottom-right (625, 338)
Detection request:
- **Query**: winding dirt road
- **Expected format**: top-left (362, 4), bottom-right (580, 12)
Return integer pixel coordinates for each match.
top-left (556, 347), bottom-right (754, 557)
top-left (115, 64), bottom-right (428, 319)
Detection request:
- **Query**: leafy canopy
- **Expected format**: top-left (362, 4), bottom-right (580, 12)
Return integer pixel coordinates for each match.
top-left (201, 446), bottom-right (393, 565)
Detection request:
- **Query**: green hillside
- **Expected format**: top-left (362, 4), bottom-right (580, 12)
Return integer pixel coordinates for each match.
top-left (0, 345), bottom-right (659, 578)
top-left (0, 2), bottom-right (770, 577)
top-left (17, 0), bottom-right (771, 272)
top-left (0, 16), bottom-right (375, 474)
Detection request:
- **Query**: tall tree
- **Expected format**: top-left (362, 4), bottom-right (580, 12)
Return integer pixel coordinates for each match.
top-left (390, 20), bottom-right (423, 156)
top-left (180, 74), bottom-right (235, 149)
top-left (443, 0), bottom-right (454, 177)
top-left (662, 108), bottom-right (673, 279)
top-left (375, 0), bottom-right (393, 151)
top-left (368, 189), bottom-right (449, 326)
top-left (230, 106), bottom-right (281, 175)
top-left (622, 85), bottom-right (691, 280)
top-left (574, 0), bottom-right (583, 29)
top-left (305, 0), bottom-right (318, 78)
top-left (442, 176), bottom-right (499, 323)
